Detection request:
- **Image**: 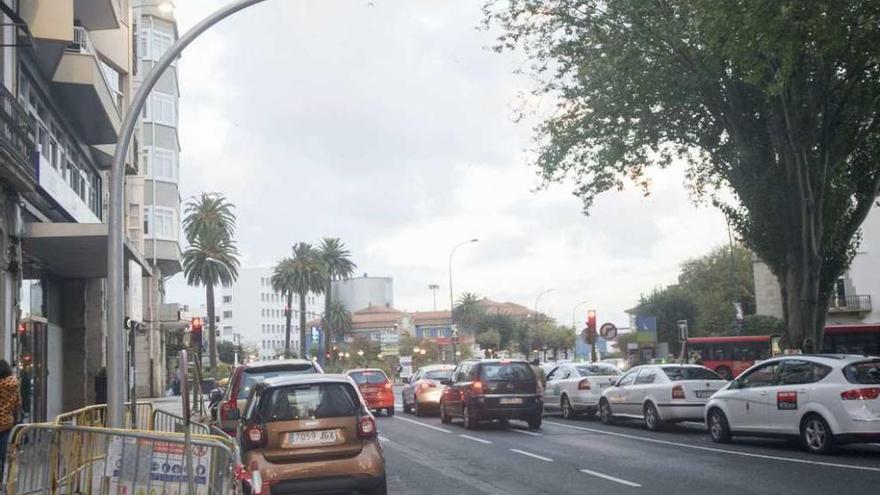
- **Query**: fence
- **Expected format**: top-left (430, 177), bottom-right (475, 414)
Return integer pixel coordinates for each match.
top-left (6, 424), bottom-right (242, 495)
top-left (54, 402), bottom-right (154, 429)
top-left (151, 408), bottom-right (211, 436)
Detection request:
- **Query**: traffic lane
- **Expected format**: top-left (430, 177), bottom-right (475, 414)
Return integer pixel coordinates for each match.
top-left (384, 412), bottom-right (880, 494)
top-left (545, 412), bottom-right (880, 466)
top-left (375, 414), bottom-right (634, 495)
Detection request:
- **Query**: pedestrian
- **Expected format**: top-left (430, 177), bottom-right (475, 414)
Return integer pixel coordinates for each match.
top-left (0, 359), bottom-right (21, 482)
top-left (530, 358), bottom-right (546, 392)
top-left (395, 363), bottom-right (403, 384)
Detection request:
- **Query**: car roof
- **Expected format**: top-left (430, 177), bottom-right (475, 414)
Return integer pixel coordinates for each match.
top-left (260, 373), bottom-right (353, 388)
top-left (418, 364), bottom-right (455, 371)
top-left (345, 368), bottom-right (387, 374)
top-left (478, 359), bottom-right (529, 364)
top-left (760, 354), bottom-right (878, 366)
top-left (241, 359), bottom-right (317, 370)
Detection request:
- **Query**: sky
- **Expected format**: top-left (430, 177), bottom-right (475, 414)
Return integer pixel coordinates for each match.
top-left (165, 0), bottom-right (732, 329)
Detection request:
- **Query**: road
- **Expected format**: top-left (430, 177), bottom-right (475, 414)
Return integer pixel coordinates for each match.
top-left (151, 388), bottom-right (880, 494)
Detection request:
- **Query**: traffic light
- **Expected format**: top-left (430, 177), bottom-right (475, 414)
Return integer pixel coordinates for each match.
top-left (191, 317), bottom-right (203, 350)
top-left (586, 310), bottom-right (597, 333)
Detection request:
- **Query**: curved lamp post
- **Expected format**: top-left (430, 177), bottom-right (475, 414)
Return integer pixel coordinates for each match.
top-left (107, 0), bottom-right (270, 428)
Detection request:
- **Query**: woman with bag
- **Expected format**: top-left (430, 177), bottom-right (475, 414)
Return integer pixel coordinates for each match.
top-left (0, 359), bottom-right (21, 482)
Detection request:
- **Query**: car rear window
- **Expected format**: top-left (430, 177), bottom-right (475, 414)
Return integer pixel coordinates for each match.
top-left (259, 383), bottom-right (360, 421)
top-left (424, 370), bottom-right (453, 380)
top-left (238, 364), bottom-right (317, 399)
top-left (662, 366), bottom-right (723, 381)
top-left (576, 365), bottom-right (622, 377)
top-left (843, 360), bottom-right (880, 385)
top-left (348, 370), bottom-right (389, 385)
top-left (480, 362), bottom-right (534, 381)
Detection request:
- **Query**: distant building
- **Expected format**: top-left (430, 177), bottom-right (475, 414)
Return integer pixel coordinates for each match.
top-left (476, 298), bottom-right (536, 319)
top-left (331, 274), bottom-right (393, 312)
top-left (219, 267), bottom-right (324, 359)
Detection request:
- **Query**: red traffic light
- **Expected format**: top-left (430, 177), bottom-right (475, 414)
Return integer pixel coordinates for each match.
top-left (586, 310), bottom-right (597, 331)
top-left (191, 317), bottom-right (203, 348)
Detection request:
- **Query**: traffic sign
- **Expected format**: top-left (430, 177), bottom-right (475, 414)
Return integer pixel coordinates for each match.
top-left (599, 322), bottom-right (618, 340)
top-left (677, 320), bottom-right (689, 340)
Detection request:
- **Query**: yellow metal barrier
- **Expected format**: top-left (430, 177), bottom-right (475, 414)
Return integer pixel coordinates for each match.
top-left (6, 424), bottom-right (242, 495)
top-left (54, 402), bottom-right (154, 429)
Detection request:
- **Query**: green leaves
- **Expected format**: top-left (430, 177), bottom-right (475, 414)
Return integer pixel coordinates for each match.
top-left (181, 192), bottom-right (240, 289)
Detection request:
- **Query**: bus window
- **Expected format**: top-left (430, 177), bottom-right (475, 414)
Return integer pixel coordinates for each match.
top-left (733, 345), bottom-right (758, 362)
top-left (710, 343), bottom-right (731, 361)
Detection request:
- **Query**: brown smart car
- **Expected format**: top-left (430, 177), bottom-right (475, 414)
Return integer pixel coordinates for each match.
top-left (239, 373), bottom-right (387, 495)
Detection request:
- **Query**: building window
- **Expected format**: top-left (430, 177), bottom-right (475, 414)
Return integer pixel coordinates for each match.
top-left (145, 92), bottom-right (176, 125)
top-left (222, 311), bottom-right (232, 319)
top-left (222, 326), bottom-right (232, 336)
top-left (143, 206), bottom-right (177, 240)
top-left (222, 295), bottom-right (232, 303)
top-left (141, 147), bottom-right (178, 182)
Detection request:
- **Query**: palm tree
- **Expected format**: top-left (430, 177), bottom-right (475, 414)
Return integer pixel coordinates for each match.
top-left (317, 238), bottom-right (357, 353)
top-left (182, 225), bottom-right (240, 376)
top-left (326, 300), bottom-right (353, 344)
top-left (273, 243), bottom-right (326, 357)
top-left (454, 292), bottom-right (485, 336)
top-left (182, 192), bottom-right (236, 242)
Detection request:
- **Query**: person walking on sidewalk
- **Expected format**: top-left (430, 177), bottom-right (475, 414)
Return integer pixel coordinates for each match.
top-left (0, 359), bottom-right (21, 482)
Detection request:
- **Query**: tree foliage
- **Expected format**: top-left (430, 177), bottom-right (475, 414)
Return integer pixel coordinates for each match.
top-left (272, 243), bottom-right (326, 357)
top-left (318, 238), bottom-right (357, 352)
top-left (485, 1), bottom-right (880, 350)
top-left (454, 292), bottom-right (485, 335)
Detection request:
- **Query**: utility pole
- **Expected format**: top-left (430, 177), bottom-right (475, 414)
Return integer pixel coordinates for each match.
top-left (428, 284), bottom-right (439, 311)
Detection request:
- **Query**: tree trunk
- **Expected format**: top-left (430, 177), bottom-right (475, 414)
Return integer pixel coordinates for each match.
top-left (285, 291), bottom-right (293, 356)
top-left (780, 264), bottom-right (828, 353)
top-left (299, 292), bottom-right (307, 358)
top-left (206, 283), bottom-right (217, 379)
top-left (322, 275), bottom-right (332, 364)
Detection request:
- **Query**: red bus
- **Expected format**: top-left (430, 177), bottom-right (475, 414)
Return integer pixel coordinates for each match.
top-left (822, 324), bottom-right (880, 356)
top-left (685, 335), bottom-right (782, 380)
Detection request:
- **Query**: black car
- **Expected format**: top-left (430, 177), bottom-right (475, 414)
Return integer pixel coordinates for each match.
top-left (439, 359), bottom-right (543, 430)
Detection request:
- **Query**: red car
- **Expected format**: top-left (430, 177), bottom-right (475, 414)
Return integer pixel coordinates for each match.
top-left (346, 368), bottom-right (395, 416)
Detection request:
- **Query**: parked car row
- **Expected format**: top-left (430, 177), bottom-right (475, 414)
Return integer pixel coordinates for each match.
top-left (405, 354), bottom-right (880, 455)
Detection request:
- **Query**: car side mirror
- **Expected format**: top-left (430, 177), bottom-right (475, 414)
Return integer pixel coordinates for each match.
top-left (439, 379), bottom-right (452, 386)
top-left (209, 388), bottom-right (223, 403)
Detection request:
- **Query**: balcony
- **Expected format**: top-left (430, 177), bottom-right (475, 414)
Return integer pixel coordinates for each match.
top-left (74, 0), bottom-right (122, 31)
top-left (52, 27), bottom-right (121, 145)
top-left (0, 85), bottom-right (37, 192)
top-left (828, 295), bottom-right (872, 314)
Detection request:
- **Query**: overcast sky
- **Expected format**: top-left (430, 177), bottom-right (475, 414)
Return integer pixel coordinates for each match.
top-left (165, 0), bottom-right (732, 328)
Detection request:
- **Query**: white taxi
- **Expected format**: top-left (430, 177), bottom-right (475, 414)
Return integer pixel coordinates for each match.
top-left (544, 362), bottom-right (622, 419)
top-left (705, 355), bottom-right (880, 454)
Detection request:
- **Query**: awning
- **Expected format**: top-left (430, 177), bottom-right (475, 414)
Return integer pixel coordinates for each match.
top-left (22, 222), bottom-right (152, 279)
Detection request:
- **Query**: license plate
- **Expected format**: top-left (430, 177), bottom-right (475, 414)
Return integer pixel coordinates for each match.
top-left (289, 429), bottom-right (338, 446)
top-left (695, 390), bottom-right (714, 399)
top-left (499, 398), bottom-right (523, 405)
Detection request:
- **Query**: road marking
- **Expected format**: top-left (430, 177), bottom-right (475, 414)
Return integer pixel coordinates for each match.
top-left (378, 435), bottom-right (390, 443)
top-left (392, 415), bottom-right (452, 433)
top-left (508, 428), bottom-right (543, 437)
top-left (579, 469), bottom-right (642, 488)
top-left (460, 434), bottom-right (492, 444)
top-left (510, 448), bottom-right (553, 462)
top-left (544, 421), bottom-right (880, 473)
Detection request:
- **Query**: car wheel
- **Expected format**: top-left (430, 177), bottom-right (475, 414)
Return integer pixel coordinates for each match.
top-left (440, 401), bottom-right (452, 424)
top-left (414, 399), bottom-right (424, 417)
top-left (463, 403), bottom-right (478, 430)
top-left (715, 366), bottom-right (733, 381)
top-left (644, 402), bottom-right (662, 431)
top-left (561, 395), bottom-right (578, 420)
top-left (801, 414), bottom-right (835, 454)
top-left (599, 399), bottom-right (615, 425)
top-left (708, 408), bottom-right (732, 444)
top-left (365, 477), bottom-right (388, 495)
top-left (527, 414), bottom-right (542, 430)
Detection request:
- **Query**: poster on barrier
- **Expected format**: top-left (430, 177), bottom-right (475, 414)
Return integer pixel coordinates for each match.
top-left (104, 436), bottom-right (213, 495)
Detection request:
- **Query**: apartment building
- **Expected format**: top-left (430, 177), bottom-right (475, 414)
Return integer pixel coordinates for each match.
top-left (218, 267), bottom-right (325, 359)
top-left (331, 274), bottom-right (393, 312)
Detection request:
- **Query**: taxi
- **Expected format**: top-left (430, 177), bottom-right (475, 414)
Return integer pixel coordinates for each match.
top-left (705, 355), bottom-right (880, 453)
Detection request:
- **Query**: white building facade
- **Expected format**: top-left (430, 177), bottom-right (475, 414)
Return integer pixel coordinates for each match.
top-left (331, 274), bottom-right (393, 313)
top-left (219, 267), bottom-right (324, 359)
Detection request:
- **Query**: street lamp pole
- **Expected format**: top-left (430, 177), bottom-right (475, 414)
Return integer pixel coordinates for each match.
top-left (428, 284), bottom-right (439, 311)
top-left (106, 0), bottom-right (269, 428)
top-left (534, 288), bottom-right (554, 360)
top-left (449, 239), bottom-right (478, 365)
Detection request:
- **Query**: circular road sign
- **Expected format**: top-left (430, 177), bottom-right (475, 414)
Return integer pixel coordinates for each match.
top-left (599, 322), bottom-right (618, 340)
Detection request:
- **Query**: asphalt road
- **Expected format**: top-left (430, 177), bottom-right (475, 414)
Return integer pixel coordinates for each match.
top-left (151, 389), bottom-right (880, 494)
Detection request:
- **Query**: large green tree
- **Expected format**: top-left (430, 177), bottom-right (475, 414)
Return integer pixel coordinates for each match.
top-left (182, 199), bottom-right (239, 377)
top-left (317, 238), bottom-right (357, 354)
top-left (454, 292), bottom-right (485, 336)
top-left (326, 300), bottom-right (353, 344)
top-left (678, 245), bottom-right (755, 334)
top-left (485, 1), bottom-right (880, 351)
top-left (273, 243), bottom-right (326, 357)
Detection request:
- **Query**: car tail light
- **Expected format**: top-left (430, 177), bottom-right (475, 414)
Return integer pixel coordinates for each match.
top-left (578, 379), bottom-right (591, 390)
top-left (841, 387), bottom-right (880, 400)
top-left (470, 380), bottom-right (484, 396)
top-left (245, 424), bottom-right (266, 448)
top-left (358, 415), bottom-right (377, 439)
top-left (418, 381), bottom-right (436, 393)
top-left (672, 385), bottom-right (685, 400)
top-left (384, 382), bottom-right (393, 390)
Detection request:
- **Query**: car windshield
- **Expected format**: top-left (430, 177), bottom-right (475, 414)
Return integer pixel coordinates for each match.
top-left (259, 383), bottom-right (360, 421)
top-left (238, 365), bottom-right (316, 399)
top-left (480, 363), bottom-right (534, 381)
top-left (843, 360), bottom-right (880, 385)
top-left (423, 370), bottom-right (453, 381)
top-left (349, 370), bottom-right (389, 385)
top-left (662, 367), bottom-right (723, 381)
top-left (575, 365), bottom-right (622, 377)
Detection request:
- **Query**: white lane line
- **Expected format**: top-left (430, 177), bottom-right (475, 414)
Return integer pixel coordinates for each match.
top-left (544, 421), bottom-right (880, 473)
top-left (460, 434), bottom-right (493, 445)
top-left (392, 415), bottom-right (452, 433)
top-left (579, 469), bottom-right (642, 488)
top-left (508, 428), bottom-right (543, 437)
top-left (510, 448), bottom-right (553, 462)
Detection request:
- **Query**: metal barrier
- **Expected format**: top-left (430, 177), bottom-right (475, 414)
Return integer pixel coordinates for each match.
top-left (151, 408), bottom-right (211, 436)
top-left (6, 423), bottom-right (242, 495)
top-left (54, 402), bottom-right (154, 429)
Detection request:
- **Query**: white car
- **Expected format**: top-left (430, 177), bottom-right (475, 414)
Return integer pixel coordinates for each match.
top-left (705, 355), bottom-right (880, 454)
top-left (544, 363), bottom-right (622, 419)
top-left (599, 364), bottom-right (728, 430)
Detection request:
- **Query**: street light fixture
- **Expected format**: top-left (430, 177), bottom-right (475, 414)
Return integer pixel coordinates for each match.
top-left (357, 349), bottom-right (364, 356)
top-left (449, 238), bottom-right (479, 365)
top-left (157, 1), bottom-right (175, 13)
